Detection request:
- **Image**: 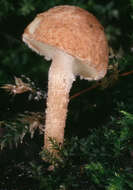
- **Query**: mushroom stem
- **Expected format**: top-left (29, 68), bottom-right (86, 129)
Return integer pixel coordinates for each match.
top-left (44, 51), bottom-right (75, 154)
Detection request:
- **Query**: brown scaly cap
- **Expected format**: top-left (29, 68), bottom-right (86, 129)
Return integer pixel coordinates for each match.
top-left (23, 5), bottom-right (108, 80)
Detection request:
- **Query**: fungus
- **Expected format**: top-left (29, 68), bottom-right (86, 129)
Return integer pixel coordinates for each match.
top-left (22, 5), bottom-right (108, 157)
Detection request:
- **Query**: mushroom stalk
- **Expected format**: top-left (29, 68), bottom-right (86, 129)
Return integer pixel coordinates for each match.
top-left (44, 51), bottom-right (75, 153)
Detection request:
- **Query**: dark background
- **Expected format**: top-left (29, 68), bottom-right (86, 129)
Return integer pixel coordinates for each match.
top-left (0, 0), bottom-right (133, 189)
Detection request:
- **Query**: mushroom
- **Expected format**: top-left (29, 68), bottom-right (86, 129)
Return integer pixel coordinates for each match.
top-left (22, 5), bottom-right (108, 157)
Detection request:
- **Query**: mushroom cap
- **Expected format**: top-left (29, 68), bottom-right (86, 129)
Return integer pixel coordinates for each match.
top-left (23, 5), bottom-right (108, 80)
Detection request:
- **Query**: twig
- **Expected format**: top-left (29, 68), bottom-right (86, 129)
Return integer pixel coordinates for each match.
top-left (119, 70), bottom-right (133, 77)
top-left (70, 84), bottom-right (99, 100)
top-left (70, 70), bottom-right (133, 100)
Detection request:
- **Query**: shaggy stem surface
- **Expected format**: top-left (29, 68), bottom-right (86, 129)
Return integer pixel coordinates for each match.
top-left (44, 51), bottom-right (75, 153)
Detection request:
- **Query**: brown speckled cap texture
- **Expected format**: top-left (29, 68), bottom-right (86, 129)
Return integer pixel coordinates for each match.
top-left (24, 5), bottom-right (108, 78)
